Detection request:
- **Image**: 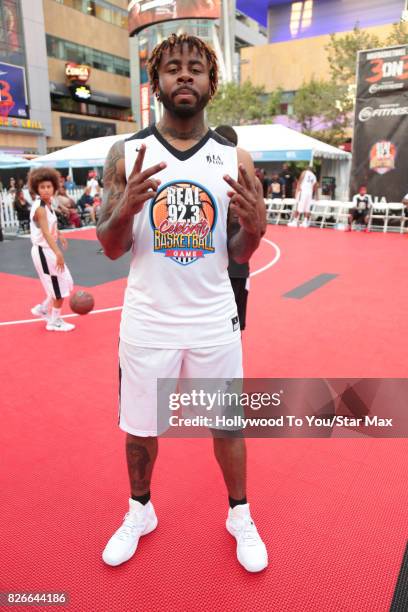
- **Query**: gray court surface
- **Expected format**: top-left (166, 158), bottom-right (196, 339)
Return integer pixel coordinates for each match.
top-left (0, 237), bottom-right (131, 287)
top-left (283, 273), bottom-right (338, 299)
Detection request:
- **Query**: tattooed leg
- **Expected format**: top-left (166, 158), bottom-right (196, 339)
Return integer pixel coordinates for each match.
top-left (126, 434), bottom-right (158, 496)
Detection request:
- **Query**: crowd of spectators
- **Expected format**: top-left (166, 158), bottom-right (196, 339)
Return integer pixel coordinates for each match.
top-left (1, 171), bottom-right (103, 233)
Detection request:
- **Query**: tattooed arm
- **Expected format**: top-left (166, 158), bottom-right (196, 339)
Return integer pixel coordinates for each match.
top-left (97, 141), bottom-right (166, 260)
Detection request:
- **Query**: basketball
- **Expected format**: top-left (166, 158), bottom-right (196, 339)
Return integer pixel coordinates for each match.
top-left (69, 290), bottom-right (95, 315)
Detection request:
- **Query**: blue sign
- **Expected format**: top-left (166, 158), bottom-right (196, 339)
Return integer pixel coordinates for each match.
top-left (0, 62), bottom-right (29, 119)
top-left (250, 150), bottom-right (312, 162)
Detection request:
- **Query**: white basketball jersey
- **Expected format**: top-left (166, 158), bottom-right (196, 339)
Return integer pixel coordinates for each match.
top-left (120, 125), bottom-right (240, 349)
top-left (30, 200), bottom-right (58, 248)
top-left (300, 170), bottom-right (316, 194)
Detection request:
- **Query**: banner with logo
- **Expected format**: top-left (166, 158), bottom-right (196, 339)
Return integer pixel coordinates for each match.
top-left (0, 61), bottom-right (29, 118)
top-left (350, 45), bottom-right (408, 201)
top-left (128, 0), bottom-right (221, 36)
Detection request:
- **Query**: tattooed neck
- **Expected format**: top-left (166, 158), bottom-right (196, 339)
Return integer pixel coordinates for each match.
top-left (156, 122), bottom-right (208, 142)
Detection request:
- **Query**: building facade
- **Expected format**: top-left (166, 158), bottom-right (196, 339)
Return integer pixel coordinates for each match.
top-left (0, 0), bottom-right (136, 155)
top-left (0, 0), bottom-right (266, 155)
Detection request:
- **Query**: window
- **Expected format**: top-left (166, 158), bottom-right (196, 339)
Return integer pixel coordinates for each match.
top-left (54, 0), bottom-right (127, 29)
top-left (60, 116), bottom-right (116, 140)
top-left (51, 94), bottom-right (132, 121)
top-left (290, 0), bottom-right (314, 38)
top-left (46, 35), bottom-right (130, 77)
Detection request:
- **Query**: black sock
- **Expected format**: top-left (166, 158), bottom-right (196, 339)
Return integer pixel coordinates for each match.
top-left (131, 491), bottom-right (151, 505)
top-left (229, 495), bottom-right (247, 509)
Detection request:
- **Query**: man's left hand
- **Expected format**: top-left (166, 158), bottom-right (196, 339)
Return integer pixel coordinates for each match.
top-left (224, 164), bottom-right (262, 236)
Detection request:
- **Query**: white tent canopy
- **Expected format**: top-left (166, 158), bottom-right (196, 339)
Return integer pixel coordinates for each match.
top-left (0, 152), bottom-right (31, 168)
top-left (33, 124), bottom-right (351, 199)
top-left (233, 124), bottom-right (351, 200)
top-left (233, 124), bottom-right (350, 162)
top-left (33, 133), bottom-right (134, 168)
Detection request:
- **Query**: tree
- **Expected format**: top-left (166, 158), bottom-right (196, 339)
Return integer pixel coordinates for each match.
top-left (292, 78), bottom-right (350, 145)
top-left (207, 81), bottom-right (281, 126)
top-left (386, 21), bottom-right (408, 46)
top-left (326, 24), bottom-right (381, 84)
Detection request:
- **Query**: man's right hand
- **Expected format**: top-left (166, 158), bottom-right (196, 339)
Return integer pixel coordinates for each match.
top-left (123, 144), bottom-right (166, 217)
top-left (56, 250), bottom-right (65, 273)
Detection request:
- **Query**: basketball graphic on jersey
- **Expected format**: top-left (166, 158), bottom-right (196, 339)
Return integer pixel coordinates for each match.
top-left (150, 180), bottom-right (217, 265)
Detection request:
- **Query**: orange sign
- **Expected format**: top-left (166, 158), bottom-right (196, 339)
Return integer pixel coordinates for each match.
top-left (0, 116), bottom-right (42, 129)
top-left (65, 63), bottom-right (91, 83)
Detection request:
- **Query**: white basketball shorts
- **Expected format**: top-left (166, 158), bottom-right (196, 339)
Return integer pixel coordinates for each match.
top-left (297, 191), bottom-right (313, 214)
top-left (31, 245), bottom-right (73, 299)
top-left (118, 339), bottom-right (243, 437)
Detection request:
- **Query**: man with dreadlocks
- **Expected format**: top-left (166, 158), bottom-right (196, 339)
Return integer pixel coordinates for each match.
top-left (97, 33), bottom-right (267, 572)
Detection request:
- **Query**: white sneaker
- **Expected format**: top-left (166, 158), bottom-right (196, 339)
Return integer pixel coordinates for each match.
top-left (287, 220), bottom-right (298, 227)
top-left (301, 219), bottom-right (310, 228)
top-left (226, 503), bottom-right (268, 572)
top-left (102, 499), bottom-right (158, 567)
top-left (31, 304), bottom-right (49, 320)
top-left (46, 318), bottom-right (75, 332)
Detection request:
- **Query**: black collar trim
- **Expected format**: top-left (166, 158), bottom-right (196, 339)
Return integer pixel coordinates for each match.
top-left (152, 124), bottom-right (212, 161)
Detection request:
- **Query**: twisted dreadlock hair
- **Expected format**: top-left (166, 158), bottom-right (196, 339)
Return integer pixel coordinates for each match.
top-left (147, 33), bottom-right (219, 100)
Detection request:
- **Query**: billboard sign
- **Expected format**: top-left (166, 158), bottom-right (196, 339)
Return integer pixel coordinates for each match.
top-left (128, 0), bottom-right (221, 36)
top-left (350, 45), bottom-right (408, 201)
top-left (0, 61), bottom-right (29, 118)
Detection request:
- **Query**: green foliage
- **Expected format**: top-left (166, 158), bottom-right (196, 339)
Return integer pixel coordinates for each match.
top-left (292, 78), bottom-right (350, 145)
top-left (293, 23), bottom-right (403, 143)
top-left (386, 21), bottom-right (408, 46)
top-left (326, 24), bottom-right (381, 84)
top-left (207, 81), bottom-right (282, 126)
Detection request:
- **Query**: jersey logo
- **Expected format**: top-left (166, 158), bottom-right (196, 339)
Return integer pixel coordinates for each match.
top-left (206, 154), bottom-right (223, 166)
top-left (150, 180), bottom-right (217, 266)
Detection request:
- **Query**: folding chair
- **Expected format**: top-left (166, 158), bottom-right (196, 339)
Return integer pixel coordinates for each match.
top-left (335, 202), bottom-right (353, 229)
top-left (368, 203), bottom-right (387, 232)
top-left (281, 198), bottom-right (296, 224)
top-left (385, 203), bottom-right (405, 233)
top-left (265, 198), bottom-right (283, 224)
top-left (309, 201), bottom-right (330, 229)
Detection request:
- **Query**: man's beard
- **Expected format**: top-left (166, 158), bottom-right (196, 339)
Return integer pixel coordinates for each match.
top-left (158, 86), bottom-right (210, 119)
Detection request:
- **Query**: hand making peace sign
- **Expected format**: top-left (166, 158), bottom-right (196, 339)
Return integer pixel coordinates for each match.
top-left (224, 163), bottom-right (263, 236)
top-left (124, 144), bottom-right (167, 216)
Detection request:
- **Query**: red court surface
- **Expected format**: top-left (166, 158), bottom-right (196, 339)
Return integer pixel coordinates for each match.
top-left (1, 225), bottom-right (407, 611)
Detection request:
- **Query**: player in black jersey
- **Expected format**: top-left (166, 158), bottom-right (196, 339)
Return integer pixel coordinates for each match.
top-left (215, 124), bottom-right (264, 331)
top-left (348, 185), bottom-right (373, 231)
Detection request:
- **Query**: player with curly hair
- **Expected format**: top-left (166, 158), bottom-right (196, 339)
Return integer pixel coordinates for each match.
top-left (28, 167), bottom-right (75, 332)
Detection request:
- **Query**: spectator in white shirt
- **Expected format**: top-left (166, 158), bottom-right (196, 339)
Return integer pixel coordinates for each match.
top-left (86, 171), bottom-right (100, 198)
top-left (348, 185), bottom-right (373, 232)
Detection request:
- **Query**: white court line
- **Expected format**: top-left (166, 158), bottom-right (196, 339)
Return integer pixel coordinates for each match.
top-left (250, 237), bottom-right (281, 278)
top-left (0, 306), bottom-right (123, 327)
top-left (0, 238), bottom-right (280, 327)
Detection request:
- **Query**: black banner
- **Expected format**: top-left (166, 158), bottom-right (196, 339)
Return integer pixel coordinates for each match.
top-left (350, 45), bottom-right (408, 202)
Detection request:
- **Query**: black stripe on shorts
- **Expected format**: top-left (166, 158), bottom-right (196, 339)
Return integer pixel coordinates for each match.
top-left (38, 246), bottom-right (50, 275)
top-left (39, 246), bottom-right (62, 299)
top-left (51, 276), bottom-right (62, 300)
